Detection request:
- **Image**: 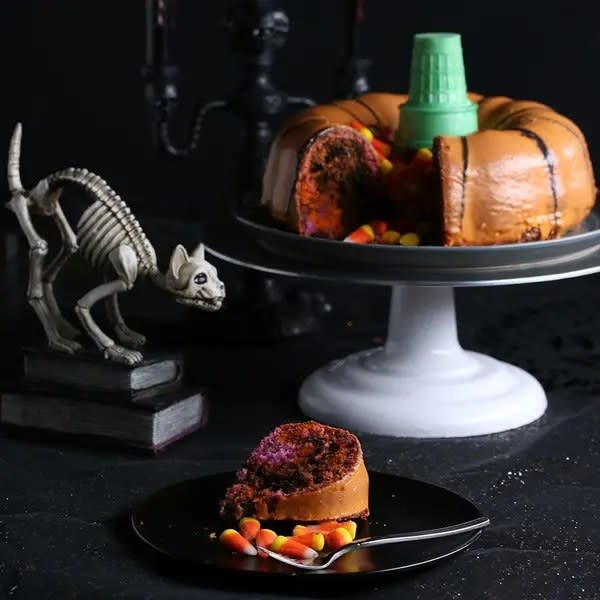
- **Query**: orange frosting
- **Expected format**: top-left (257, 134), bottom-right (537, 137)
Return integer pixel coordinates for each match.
top-left (261, 93), bottom-right (596, 246)
top-left (249, 460), bottom-right (369, 522)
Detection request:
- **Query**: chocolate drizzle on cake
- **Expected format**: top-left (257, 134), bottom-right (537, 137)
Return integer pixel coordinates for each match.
top-left (515, 127), bottom-right (560, 231)
top-left (459, 136), bottom-right (469, 226)
top-left (352, 97), bottom-right (381, 125)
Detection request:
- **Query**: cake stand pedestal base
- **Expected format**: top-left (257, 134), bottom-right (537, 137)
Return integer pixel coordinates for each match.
top-left (299, 285), bottom-right (547, 438)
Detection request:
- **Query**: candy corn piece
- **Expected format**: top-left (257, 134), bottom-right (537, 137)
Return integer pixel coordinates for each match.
top-left (219, 528), bottom-right (257, 556)
top-left (360, 127), bottom-right (373, 142)
top-left (270, 535), bottom-right (318, 560)
top-left (301, 520), bottom-right (353, 532)
top-left (380, 157), bottom-right (394, 174)
top-left (398, 232), bottom-right (420, 246)
top-left (291, 531), bottom-right (325, 552)
top-left (371, 146), bottom-right (394, 173)
top-left (255, 528), bottom-right (277, 558)
top-left (372, 137), bottom-right (392, 157)
top-left (301, 521), bottom-right (340, 532)
top-left (326, 527), bottom-right (354, 551)
top-left (344, 224), bottom-right (375, 244)
top-left (369, 220), bottom-right (388, 237)
top-left (342, 520), bottom-right (357, 540)
top-left (349, 119), bottom-right (374, 142)
top-left (412, 147), bottom-right (433, 166)
top-left (239, 517), bottom-right (261, 541)
top-left (292, 524), bottom-right (308, 537)
top-left (300, 520), bottom-right (357, 538)
top-left (381, 230), bottom-right (401, 245)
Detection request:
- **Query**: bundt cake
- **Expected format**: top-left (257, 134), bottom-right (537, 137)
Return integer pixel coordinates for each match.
top-left (219, 421), bottom-right (369, 522)
top-left (261, 35), bottom-right (596, 247)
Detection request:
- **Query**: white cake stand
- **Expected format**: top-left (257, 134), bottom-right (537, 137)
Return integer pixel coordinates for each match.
top-left (202, 210), bottom-right (600, 438)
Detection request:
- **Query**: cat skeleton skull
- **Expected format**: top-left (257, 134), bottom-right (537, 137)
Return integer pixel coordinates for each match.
top-left (165, 244), bottom-right (225, 311)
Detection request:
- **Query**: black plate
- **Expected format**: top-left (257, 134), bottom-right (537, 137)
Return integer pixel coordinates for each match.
top-left (131, 471), bottom-right (484, 578)
top-left (234, 206), bottom-right (600, 271)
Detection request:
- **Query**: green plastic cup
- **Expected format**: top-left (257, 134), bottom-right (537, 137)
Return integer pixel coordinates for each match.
top-left (394, 32), bottom-right (478, 150)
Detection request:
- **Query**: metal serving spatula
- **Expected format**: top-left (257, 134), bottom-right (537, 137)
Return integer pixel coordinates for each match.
top-left (258, 516), bottom-right (490, 571)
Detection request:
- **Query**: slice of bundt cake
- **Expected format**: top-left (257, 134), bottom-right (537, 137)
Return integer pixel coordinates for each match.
top-left (219, 421), bottom-right (369, 522)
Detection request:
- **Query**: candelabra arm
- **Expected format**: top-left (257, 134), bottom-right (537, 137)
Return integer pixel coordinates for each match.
top-left (158, 99), bottom-right (229, 158)
top-left (287, 96), bottom-right (316, 108)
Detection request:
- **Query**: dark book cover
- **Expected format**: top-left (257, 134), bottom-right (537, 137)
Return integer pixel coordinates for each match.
top-left (22, 347), bottom-right (184, 398)
top-left (0, 387), bottom-right (208, 452)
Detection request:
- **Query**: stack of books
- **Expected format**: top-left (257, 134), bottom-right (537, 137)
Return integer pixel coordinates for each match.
top-left (0, 348), bottom-right (207, 452)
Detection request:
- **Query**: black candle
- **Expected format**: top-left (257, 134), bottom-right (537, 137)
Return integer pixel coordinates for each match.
top-left (344, 0), bottom-right (365, 59)
top-left (145, 0), bottom-right (171, 68)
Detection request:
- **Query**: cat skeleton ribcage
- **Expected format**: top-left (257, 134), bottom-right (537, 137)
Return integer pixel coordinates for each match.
top-left (6, 124), bottom-right (225, 365)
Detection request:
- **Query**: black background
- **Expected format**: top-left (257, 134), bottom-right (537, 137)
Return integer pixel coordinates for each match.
top-left (1, 4), bottom-right (600, 598)
top-left (2, 0), bottom-right (600, 224)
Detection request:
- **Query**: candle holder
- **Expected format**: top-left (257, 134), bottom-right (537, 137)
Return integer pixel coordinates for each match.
top-left (142, 0), bottom-right (332, 340)
top-left (334, 0), bottom-right (371, 98)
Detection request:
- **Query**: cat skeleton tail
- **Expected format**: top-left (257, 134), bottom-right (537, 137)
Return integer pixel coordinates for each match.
top-left (7, 122), bottom-right (24, 195)
top-left (6, 123), bottom-right (82, 353)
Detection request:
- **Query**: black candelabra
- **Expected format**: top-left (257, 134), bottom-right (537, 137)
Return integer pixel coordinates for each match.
top-left (142, 0), bottom-right (370, 340)
top-left (143, 0), bottom-right (315, 196)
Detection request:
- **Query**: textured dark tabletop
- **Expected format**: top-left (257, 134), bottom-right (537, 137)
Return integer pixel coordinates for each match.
top-left (0, 227), bottom-right (599, 600)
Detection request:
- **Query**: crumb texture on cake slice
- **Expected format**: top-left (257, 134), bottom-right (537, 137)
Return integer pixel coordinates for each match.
top-left (219, 421), bottom-right (369, 522)
top-left (293, 127), bottom-right (380, 239)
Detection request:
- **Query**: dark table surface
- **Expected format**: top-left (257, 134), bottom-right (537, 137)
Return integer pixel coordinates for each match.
top-left (0, 225), bottom-right (599, 600)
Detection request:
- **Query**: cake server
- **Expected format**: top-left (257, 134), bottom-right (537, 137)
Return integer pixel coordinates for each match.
top-left (257, 515), bottom-right (490, 571)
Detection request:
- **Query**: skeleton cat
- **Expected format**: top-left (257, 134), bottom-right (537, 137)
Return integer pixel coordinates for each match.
top-left (6, 123), bottom-right (225, 366)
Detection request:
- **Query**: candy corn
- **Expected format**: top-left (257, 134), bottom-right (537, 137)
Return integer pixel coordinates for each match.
top-left (255, 528), bottom-right (277, 557)
top-left (349, 120), bottom-right (374, 142)
top-left (239, 517), bottom-right (260, 541)
top-left (412, 147), bottom-right (433, 166)
top-left (219, 528), bottom-right (257, 556)
top-left (300, 520), bottom-right (357, 538)
top-left (271, 535), bottom-right (318, 560)
top-left (348, 119), bottom-right (395, 174)
top-left (218, 519), bottom-right (360, 560)
top-left (291, 531), bottom-right (325, 552)
top-left (359, 127), bottom-right (373, 142)
top-left (380, 157), bottom-right (393, 174)
top-left (370, 220), bottom-right (388, 237)
top-left (398, 232), bottom-right (420, 246)
top-left (372, 137), bottom-right (392, 157)
top-left (381, 230), bottom-right (401, 245)
top-left (341, 520), bottom-right (357, 540)
top-left (344, 224), bottom-right (375, 244)
top-left (292, 524), bottom-right (308, 537)
top-left (326, 527), bottom-right (354, 550)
